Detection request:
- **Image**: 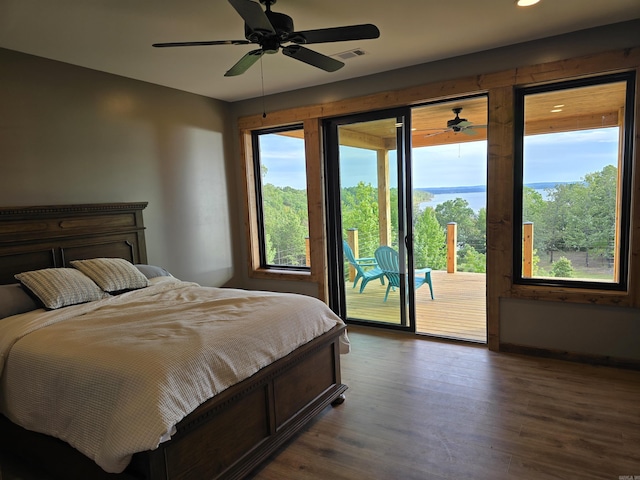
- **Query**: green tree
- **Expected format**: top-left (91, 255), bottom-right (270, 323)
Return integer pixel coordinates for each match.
top-left (522, 187), bottom-right (549, 254)
top-left (262, 184), bottom-right (309, 266)
top-left (458, 245), bottom-right (486, 273)
top-left (264, 232), bottom-right (276, 264)
top-left (562, 182), bottom-right (591, 257)
top-left (413, 207), bottom-right (446, 270)
top-left (412, 190), bottom-right (434, 218)
top-left (551, 256), bottom-right (574, 278)
top-left (475, 207), bottom-right (487, 254)
top-left (542, 184), bottom-right (573, 262)
top-left (341, 182), bottom-right (380, 258)
top-left (572, 166), bottom-right (617, 263)
top-left (531, 249), bottom-right (544, 276)
top-left (534, 166), bottom-right (617, 269)
top-left (389, 188), bottom-right (399, 248)
top-left (435, 198), bottom-right (483, 252)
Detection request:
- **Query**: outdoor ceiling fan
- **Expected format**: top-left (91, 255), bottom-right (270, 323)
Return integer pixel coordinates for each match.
top-left (426, 107), bottom-right (487, 137)
top-left (152, 0), bottom-right (380, 77)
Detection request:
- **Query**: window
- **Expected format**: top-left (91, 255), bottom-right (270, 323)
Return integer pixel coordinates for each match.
top-left (252, 125), bottom-right (310, 270)
top-left (514, 72), bottom-right (635, 289)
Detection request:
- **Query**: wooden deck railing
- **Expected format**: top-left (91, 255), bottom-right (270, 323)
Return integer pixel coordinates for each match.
top-left (341, 222), bottom-right (535, 276)
top-left (342, 226), bottom-right (464, 273)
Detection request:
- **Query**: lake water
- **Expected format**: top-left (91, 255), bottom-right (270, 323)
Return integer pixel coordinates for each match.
top-left (419, 188), bottom-right (549, 213)
top-left (419, 191), bottom-right (487, 213)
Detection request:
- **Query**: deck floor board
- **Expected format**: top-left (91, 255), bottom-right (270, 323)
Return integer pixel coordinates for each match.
top-left (345, 270), bottom-right (486, 342)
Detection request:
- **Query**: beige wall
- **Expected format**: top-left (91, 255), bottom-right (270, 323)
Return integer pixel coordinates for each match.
top-left (501, 298), bottom-right (640, 360)
top-left (0, 48), bottom-right (237, 287)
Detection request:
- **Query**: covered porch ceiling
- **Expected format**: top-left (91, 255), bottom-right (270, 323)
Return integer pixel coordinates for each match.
top-left (332, 81), bottom-right (626, 150)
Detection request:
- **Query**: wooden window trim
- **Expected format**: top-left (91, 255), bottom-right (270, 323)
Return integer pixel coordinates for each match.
top-left (241, 121), bottom-right (327, 295)
top-left (511, 72), bottom-right (635, 297)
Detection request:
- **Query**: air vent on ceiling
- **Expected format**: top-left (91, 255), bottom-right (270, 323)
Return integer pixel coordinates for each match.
top-left (334, 48), bottom-right (367, 60)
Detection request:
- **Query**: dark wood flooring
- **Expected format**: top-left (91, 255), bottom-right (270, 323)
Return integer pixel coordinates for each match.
top-left (2, 326), bottom-right (639, 480)
top-left (250, 326), bottom-right (640, 479)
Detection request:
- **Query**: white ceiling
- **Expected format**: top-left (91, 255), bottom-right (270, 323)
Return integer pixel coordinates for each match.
top-left (1, 0), bottom-right (639, 102)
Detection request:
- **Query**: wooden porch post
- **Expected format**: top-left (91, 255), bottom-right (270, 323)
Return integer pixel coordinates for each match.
top-left (377, 149), bottom-right (391, 246)
top-left (447, 222), bottom-right (457, 273)
top-left (523, 222), bottom-right (534, 277)
top-left (305, 237), bottom-right (310, 267)
top-left (347, 228), bottom-right (359, 281)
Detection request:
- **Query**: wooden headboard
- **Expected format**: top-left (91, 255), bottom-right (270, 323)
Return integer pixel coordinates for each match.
top-left (0, 203), bottom-right (148, 285)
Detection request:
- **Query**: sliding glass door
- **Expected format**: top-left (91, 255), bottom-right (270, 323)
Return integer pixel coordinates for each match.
top-left (410, 96), bottom-right (488, 343)
top-left (325, 98), bottom-right (488, 341)
top-left (325, 108), bottom-right (416, 331)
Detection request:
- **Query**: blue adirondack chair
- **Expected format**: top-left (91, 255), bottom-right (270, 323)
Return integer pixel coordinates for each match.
top-left (343, 240), bottom-right (385, 293)
top-left (374, 246), bottom-right (434, 302)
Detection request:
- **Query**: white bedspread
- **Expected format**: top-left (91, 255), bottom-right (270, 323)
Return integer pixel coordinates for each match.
top-left (0, 277), bottom-right (348, 473)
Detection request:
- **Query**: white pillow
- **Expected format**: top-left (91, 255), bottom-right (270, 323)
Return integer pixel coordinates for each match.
top-left (15, 268), bottom-right (108, 310)
top-left (71, 258), bottom-right (150, 292)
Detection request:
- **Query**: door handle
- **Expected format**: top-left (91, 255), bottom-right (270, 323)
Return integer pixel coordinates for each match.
top-left (404, 235), bottom-right (412, 253)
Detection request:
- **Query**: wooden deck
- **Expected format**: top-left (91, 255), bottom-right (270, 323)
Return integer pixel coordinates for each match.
top-left (345, 270), bottom-right (486, 343)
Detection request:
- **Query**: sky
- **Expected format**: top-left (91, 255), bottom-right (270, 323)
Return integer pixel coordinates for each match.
top-left (259, 127), bottom-right (619, 190)
top-left (259, 134), bottom-right (307, 189)
top-left (522, 127), bottom-right (619, 184)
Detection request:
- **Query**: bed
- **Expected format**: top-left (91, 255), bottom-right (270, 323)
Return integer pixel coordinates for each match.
top-left (0, 202), bottom-right (348, 480)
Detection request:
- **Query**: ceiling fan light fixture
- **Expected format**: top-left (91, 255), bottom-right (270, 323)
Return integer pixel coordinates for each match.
top-left (447, 107), bottom-right (466, 128)
top-left (516, 0), bottom-right (540, 6)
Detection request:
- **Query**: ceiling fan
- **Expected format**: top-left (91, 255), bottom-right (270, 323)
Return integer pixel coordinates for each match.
top-left (152, 0), bottom-right (380, 77)
top-left (426, 107), bottom-right (487, 137)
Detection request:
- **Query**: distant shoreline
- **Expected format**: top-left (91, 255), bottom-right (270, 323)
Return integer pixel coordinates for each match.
top-left (416, 181), bottom-right (571, 195)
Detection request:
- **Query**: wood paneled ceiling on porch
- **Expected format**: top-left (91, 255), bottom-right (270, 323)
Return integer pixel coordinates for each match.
top-left (334, 81), bottom-right (626, 151)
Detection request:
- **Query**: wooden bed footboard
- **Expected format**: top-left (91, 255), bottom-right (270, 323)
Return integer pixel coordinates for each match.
top-left (0, 324), bottom-right (347, 480)
top-left (142, 323), bottom-right (347, 480)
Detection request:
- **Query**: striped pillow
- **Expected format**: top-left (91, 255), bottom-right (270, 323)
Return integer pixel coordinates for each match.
top-left (71, 258), bottom-right (149, 293)
top-left (15, 268), bottom-right (108, 310)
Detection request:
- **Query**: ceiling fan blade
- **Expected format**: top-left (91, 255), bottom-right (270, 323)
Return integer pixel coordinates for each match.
top-left (461, 124), bottom-right (487, 135)
top-left (224, 49), bottom-right (264, 76)
top-left (289, 24), bottom-right (380, 44)
top-left (228, 0), bottom-right (275, 35)
top-left (282, 45), bottom-right (344, 72)
top-left (153, 40), bottom-right (250, 48)
top-left (455, 120), bottom-right (473, 128)
top-left (424, 132), bottom-right (446, 138)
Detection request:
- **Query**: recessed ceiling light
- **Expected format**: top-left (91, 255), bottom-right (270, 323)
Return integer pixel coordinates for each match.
top-left (517, 0), bottom-right (540, 6)
top-left (551, 109), bottom-right (563, 113)
top-left (553, 104), bottom-right (565, 108)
